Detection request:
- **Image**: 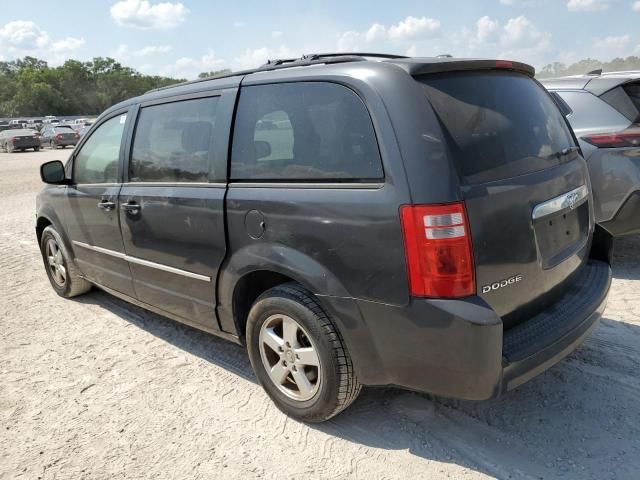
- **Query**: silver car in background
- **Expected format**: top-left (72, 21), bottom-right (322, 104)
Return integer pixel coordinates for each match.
top-left (542, 72), bottom-right (640, 238)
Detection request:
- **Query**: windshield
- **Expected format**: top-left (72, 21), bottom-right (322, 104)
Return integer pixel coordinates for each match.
top-left (420, 71), bottom-right (575, 184)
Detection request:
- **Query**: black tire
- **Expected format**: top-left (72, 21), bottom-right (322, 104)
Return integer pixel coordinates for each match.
top-left (34, 146), bottom-right (40, 152)
top-left (61, 145), bottom-right (66, 149)
top-left (246, 283), bottom-right (361, 422)
top-left (40, 225), bottom-right (91, 298)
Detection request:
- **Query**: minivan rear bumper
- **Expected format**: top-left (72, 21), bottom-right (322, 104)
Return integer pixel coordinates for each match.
top-left (347, 260), bottom-right (611, 400)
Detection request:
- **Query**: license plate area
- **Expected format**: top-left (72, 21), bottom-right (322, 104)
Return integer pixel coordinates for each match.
top-left (534, 202), bottom-right (589, 269)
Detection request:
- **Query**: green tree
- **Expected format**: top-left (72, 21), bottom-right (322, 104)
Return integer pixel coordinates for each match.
top-left (198, 69), bottom-right (232, 79)
top-left (0, 56), bottom-right (185, 117)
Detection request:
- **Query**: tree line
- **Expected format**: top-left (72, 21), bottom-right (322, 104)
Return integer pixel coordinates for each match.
top-left (537, 55), bottom-right (640, 78)
top-left (0, 56), bottom-right (185, 118)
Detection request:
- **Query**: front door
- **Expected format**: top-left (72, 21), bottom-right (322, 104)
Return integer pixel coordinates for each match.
top-left (118, 92), bottom-right (233, 329)
top-left (64, 111), bottom-right (133, 294)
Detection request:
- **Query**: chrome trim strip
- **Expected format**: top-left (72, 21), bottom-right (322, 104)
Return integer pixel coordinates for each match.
top-left (124, 182), bottom-right (226, 188)
top-left (73, 241), bottom-right (211, 282)
top-left (229, 182), bottom-right (384, 190)
top-left (532, 185), bottom-right (589, 220)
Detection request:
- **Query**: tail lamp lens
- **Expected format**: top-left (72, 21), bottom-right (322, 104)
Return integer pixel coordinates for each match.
top-left (583, 126), bottom-right (640, 148)
top-left (400, 203), bottom-right (475, 298)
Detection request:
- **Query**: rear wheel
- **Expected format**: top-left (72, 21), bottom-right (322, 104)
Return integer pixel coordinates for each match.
top-left (40, 226), bottom-right (91, 298)
top-left (246, 283), bottom-right (361, 422)
top-left (34, 146), bottom-right (40, 152)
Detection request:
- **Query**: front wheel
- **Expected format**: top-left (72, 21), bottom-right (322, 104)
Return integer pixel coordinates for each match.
top-left (246, 283), bottom-right (361, 423)
top-left (40, 226), bottom-right (91, 298)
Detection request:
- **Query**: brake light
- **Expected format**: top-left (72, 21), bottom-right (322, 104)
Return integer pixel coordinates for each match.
top-left (583, 126), bottom-right (640, 148)
top-left (10, 137), bottom-right (17, 142)
top-left (74, 133), bottom-right (80, 139)
top-left (495, 60), bottom-right (514, 69)
top-left (56, 134), bottom-right (64, 140)
top-left (400, 203), bottom-right (475, 298)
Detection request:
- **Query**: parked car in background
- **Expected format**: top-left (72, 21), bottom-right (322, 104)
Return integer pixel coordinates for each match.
top-left (26, 119), bottom-right (44, 130)
top-left (77, 125), bottom-right (91, 138)
top-left (0, 128), bottom-right (41, 152)
top-left (70, 119), bottom-right (93, 132)
top-left (42, 116), bottom-right (60, 129)
top-left (9, 119), bottom-right (27, 129)
top-left (543, 71), bottom-right (640, 237)
top-left (36, 54), bottom-right (611, 422)
top-left (40, 125), bottom-right (79, 148)
top-left (0, 121), bottom-right (11, 132)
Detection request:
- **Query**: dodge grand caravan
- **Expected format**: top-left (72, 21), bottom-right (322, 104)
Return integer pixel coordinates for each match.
top-left (36, 54), bottom-right (612, 422)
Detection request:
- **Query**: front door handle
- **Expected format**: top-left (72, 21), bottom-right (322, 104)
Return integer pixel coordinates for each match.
top-left (121, 202), bottom-right (141, 215)
top-left (97, 200), bottom-right (116, 211)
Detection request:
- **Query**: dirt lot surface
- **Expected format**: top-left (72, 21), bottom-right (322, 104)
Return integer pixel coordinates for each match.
top-left (1, 148), bottom-right (639, 480)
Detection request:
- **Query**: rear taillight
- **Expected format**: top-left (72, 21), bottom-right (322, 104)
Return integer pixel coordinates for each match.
top-left (10, 136), bottom-right (17, 142)
top-left (74, 133), bottom-right (80, 139)
top-left (583, 126), bottom-right (640, 148)
top-left (56, 134), bottom-right (64, 140)
top-left (400, 202), bottom-right (475, 298)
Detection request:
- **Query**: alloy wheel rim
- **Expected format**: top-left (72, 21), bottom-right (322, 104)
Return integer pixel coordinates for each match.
top-left (46, 238), bottom-right (66, 286)
top-left (258, 314), bottom-right (322, 401)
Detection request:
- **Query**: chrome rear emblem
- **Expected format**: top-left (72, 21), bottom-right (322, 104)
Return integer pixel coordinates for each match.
top-left (565, 191), bottom-right (580, 210)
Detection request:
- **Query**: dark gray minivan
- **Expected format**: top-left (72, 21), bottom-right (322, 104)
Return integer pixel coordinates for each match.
top-left (36, 54), bottom-right (612, 422)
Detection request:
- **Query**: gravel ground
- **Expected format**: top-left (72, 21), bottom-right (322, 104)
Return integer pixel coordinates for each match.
top-left (1, 148), bottom-right (639, 480)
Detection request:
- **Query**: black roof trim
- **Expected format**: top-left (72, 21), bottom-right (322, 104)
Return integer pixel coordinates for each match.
top-left (388, 58), bottom-right (536, 78)
top-left (146, 52), bottom-right (407, 94)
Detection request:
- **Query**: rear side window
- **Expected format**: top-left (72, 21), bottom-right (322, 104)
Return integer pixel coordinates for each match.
top-left (600, 84), bottom-right (640, 123)
top-left (231, 82), bottom-right (383, 181)
top-left (421, 72), bottom-right (575, 184)
top-left (130, 96), bottom-right (218, 183)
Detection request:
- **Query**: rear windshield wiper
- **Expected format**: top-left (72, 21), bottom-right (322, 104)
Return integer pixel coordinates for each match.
top-left (549, 146), bottom-right (580, 160)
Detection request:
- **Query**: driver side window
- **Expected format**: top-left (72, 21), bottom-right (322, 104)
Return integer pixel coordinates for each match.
top-left (74, 114), bottom-right (126, 184)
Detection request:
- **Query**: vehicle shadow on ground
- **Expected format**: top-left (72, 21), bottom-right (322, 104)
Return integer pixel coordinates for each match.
top-left (76, 236), bottom-right (640, 479)
top-left (611, 235), bottom-right (640, 280)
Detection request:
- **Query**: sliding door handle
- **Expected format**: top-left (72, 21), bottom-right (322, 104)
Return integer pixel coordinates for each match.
top-left (97, 200), bottom-right (116, 211)
top-left (121, 202), bottom-right (141, 215)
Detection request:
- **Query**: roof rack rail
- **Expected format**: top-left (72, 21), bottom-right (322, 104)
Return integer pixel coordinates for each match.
top-left (301, 52), bottom-right (409, 61)
top-left (146, 52), bottom-right (408, 94)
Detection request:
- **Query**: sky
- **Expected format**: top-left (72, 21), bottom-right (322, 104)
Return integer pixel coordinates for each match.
top-left (0, 0), bottom-right (639, 79)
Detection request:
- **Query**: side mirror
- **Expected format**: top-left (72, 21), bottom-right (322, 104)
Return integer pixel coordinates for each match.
top-left (254, 140), bottom-right (271, 160)
top-left (40, 160), bottom-right (69, 185)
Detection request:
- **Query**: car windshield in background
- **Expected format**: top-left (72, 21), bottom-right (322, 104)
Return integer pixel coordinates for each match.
top-left (420, 71), bottom-right (575, 184)
top-left (54, 127), bottom-right (75, 132)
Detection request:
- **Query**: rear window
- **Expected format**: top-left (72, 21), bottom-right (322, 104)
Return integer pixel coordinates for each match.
top-left (231, 82), bottom-right (383, 181)
top-left (420, 71), bottom-right (575, 184)
top-left (54, 126), bottom-right (74, 132)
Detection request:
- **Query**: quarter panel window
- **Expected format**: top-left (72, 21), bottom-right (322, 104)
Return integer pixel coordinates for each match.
top-left (73, 114), bottom-right (126, 184)
top-left (231, 82), bottom-right (383, 181)
top-left (130, 96), bottom-right (219, 183)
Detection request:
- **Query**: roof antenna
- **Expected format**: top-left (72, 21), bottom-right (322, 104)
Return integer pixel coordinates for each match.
top-left (587, 68), bottom-right (602, 75)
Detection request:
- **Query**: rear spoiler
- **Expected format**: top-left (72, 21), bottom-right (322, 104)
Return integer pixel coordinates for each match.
top-left (387, 58), bottom-right (535, 78)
